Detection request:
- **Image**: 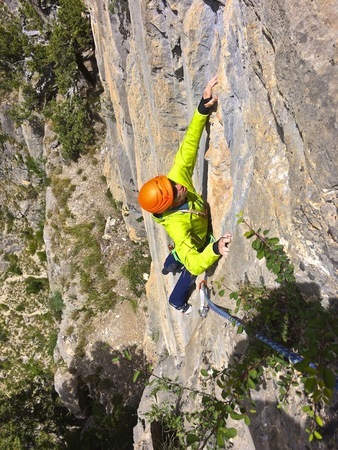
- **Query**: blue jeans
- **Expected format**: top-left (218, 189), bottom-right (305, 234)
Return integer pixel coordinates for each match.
top-left (162, 253), bottom-right (197, 310)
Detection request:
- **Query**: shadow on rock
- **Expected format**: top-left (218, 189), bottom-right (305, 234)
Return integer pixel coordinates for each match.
top-left (217, 279), bottom-right (338, 450)
top-left (248, 396), bottom-right (338, 450)
top-left (62, 342), bottom-right (149, 450)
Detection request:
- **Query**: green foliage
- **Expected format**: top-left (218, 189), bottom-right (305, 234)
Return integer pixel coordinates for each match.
top-left (0, 371), bottom-right (82, 449)
top-left (117, 351), bottom-right (240, 449)
top-left (37, 250), bottom-right (48, 262)
top-left (47, 0), bottom-right (94, 93)
top-left (2, 2), bottom-right (94, 96)
top-left (3, 252), bottom-right (22, 276)
top-left (47, 95), bottom-right (95, 160)
top-left (18, 1), bottom-right (45, 33)
top-left (47, 329), bottom-right (58, 357)
top-left (8, 84), bottom-right (43, 126)
top-left (0, 14), bottom-right (27, 92)
top-left (146, 401), bottom-right (186, 449)
top-left (121, 244), bottom-right (151, 298)
top-left (79, 397), bottom-right (136, 450)
top-left (64, 222), bottom-right (119, 311)
top-left (0, 326), bottom-right (9, 343)
top-left (228, 214), bottom-right (338, 442)
top-left (25, 155), bottom-right (46, 179)
top-left (49, 290), bottom-right (64, 321)
top-left (237, 212), bottom-right (295, 284)
top-left (21, 222), bottom-right (45, 256)
top-left (2, 0), bottom-right (101, 161)
top-left (120, 216), bottom-right (338, 448)
top-left (26, 41), bottom-right (50, 78)
top-left (51, 175), bottom-right (76, 211)
top-left (25, 276), bottom-right (49, 295)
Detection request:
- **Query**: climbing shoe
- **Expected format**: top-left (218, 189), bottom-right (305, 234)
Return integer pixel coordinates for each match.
top-left (181, 303), bottom-right (192, 315)
top-left (169, 302), bottom-right (192, 314)
top-left (162, 262), bottom-right (184, 275)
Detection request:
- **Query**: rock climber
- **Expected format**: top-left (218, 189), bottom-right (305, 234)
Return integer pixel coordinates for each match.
top-left (138, 76), bottom-right (232, 314)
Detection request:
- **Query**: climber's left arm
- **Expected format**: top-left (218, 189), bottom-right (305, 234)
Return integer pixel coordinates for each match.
top-left (167, 76), bottom-right (218, 188)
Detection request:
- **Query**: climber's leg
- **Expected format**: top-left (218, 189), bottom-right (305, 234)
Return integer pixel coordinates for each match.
top-left (168, 269), bottom-right (197, 310)
top-left (162, 253), bottom-right (184, 275)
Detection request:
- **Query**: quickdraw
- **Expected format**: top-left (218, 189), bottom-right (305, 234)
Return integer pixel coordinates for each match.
top-left (198, 278), bottom-right (209, 318)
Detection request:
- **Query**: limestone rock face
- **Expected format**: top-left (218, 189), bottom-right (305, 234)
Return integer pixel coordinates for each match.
top-left (1, 0), bottom-right (336, 447)
top-left (87, 0), bottom-right (337, 295)
top-left (85, 0), bottom-right (337, 447)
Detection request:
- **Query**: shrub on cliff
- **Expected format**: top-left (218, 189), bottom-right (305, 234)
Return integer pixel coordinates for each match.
top-left (0, 19), bottom-right (27, 92)
top-left (2, 0), bottom-right (101, 161)
top-left (47, 0), bottom-right (94, 94)
top-left (0, 371), bottom-right (83, 448)
top-left (117, 218), bottom-right (338, 448)
top-left (46, 95), bottom-right (95, 160)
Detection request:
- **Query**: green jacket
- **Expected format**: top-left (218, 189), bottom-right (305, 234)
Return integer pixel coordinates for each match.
top-left (153, 109), bottom-right (220, 276)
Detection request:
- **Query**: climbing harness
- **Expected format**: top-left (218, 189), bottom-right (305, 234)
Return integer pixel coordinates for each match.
top-left (168, 233), bottom-right (216, 265)
top-left (198, 278), bottom-right (338, 390)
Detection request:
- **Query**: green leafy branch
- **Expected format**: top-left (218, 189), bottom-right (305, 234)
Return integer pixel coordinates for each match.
top-left (113, 346), bottom-right (293, 448)
top-left (112, 349), bottom-right (242, 449)
top-left (237, 211), bottom-right (295, 284)
top-left (2, 0), bottom-right (101, 161)
top-left (230, 213), bottom-right (338, 441)
top-left (112, 216), bottom-right (337, 448)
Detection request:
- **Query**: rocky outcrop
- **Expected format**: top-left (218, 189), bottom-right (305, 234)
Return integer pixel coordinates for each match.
top-left (85, 0), bottom-right (337, 448)
top-left (0, 92), bottom-right (50, 386)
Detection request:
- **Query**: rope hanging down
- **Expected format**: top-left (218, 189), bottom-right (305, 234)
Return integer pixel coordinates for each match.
top-left (198, 280), bottom-right (338, 390)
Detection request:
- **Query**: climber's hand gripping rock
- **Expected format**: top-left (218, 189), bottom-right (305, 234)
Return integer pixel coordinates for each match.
top-left (218, 232), bottom-right (232, 257)
top-left (203, 75), bottom-right (218, 108)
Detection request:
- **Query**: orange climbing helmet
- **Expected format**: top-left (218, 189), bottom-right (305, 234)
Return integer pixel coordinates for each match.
top-left (138, 175), bottom-right (174, 214)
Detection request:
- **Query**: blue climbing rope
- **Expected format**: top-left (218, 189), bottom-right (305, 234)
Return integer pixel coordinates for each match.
top-left (199, 282), bottom-right (338, 390)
